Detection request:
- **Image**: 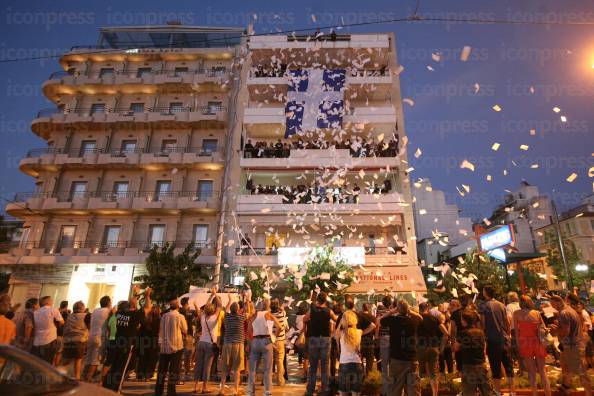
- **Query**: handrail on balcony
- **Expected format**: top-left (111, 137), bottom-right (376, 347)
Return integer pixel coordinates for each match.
top-left (234, 246), bottom-right (403, 256)
top-left (48, 70), bottom-right (73, 80)
top-left (26, 148), bottom-right (62, 157)
top-left (35, 106), bottom-right (228, 119)
top-left (14, 190), bottom-right (219, 203)
top-left (36, 108), bottom-right (62, 118)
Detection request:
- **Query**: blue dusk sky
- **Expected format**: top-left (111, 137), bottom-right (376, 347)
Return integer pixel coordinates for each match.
top-left (0, 0), bottom-right (593, 220)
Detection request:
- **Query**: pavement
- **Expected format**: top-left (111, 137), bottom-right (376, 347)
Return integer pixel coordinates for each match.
top-left (122, 353), bottom-right (307, 396)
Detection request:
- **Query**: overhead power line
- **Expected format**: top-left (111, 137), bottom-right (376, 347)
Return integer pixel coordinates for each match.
top-left (1, 14), bottom-right (594, 64)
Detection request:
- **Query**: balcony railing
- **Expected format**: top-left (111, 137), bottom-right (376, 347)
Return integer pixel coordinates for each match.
top-left (24, 146), bottom-right (219, 160)
top-left (35, 105), bottom-right (227, 119)
top-left (47, 67), bottom-right (227, 80)
top-left (7, 239), bottom-right (214, 252)
top-left (234, 246), bottom-right (403, 255)
top-left (14, 190), bottom-right (219, 203)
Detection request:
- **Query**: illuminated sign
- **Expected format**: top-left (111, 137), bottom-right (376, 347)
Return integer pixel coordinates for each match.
top-left (350, 266), bottom-right (427, 293)
top-left (277, 246), bottom-right (365, 266)
top-left (487, 248), bottom-right (506, 262)
top-left (479, 225), bottom-right (513, 252)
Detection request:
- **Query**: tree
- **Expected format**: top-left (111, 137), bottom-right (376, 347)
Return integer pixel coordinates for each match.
top-left (244, 269), bottom-right (268, 300)
top-left (287, 243), bottom-right (355, 302)
top-left (424, 250), bottom-right (508, 304)
top-left (545, 232), bottom-right (591, 290)
top-left (134, 243), bottom-right (211, 304)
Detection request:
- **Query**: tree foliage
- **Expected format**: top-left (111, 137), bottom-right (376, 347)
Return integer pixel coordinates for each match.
top-left (424, 250), bottom-right (508, 304)
top-left (287, 243), bottom-right (355, 302)
top-left (244, 269), bottom-right (268, 300)
top-left (545, 232), bottom-right (591, 289)
top-left (134, 243), bottom-right (211, 304)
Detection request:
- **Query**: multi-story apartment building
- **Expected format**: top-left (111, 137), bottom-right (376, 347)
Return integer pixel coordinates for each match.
top-left (1, 25), bottom-right (245, 307)
top-left (1, 25), bottom-right (425, 307)
top-left (226, 31), bottom-right (424, 296)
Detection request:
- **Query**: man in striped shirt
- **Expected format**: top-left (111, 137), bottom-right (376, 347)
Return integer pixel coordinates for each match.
top-left (156, 297), bottom-right (188, 396)
top-left (220, 301), bottom-right (246, 396)
top-left (271, 298), bottom-right (289, 386)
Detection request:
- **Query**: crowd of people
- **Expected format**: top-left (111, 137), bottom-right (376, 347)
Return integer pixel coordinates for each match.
top-left (245, 178), bottom-right (393, 204)
top-left (0, 285), bottom-right (592, 396)
top-left (242, 137), bottom-right (399, 159)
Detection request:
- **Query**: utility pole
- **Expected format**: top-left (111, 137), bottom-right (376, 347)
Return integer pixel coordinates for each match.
top-left (551, 200), bottom-right (573, 290)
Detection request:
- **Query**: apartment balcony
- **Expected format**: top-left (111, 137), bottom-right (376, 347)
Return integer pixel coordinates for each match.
top-left (2, 240), bottom-right (216, 265)
top-left (7, 191), bottom-right (221, 215)
top-left (20, 147), bottom-right (223, 175)
top-left (247, 69), bottom-right (392, 102)
top-left (243, 106), bottom-right (396, 137)
top-left (236, 192), bottom-right (405, 215)
top-left (232, 246), bottom-right (409, 267)
top-left (249, 33), bottom-right (390, 51)
top-left (31, 106), bottom-right (228, 136)
top-left (43, 68), bottom-right (228, 98)
top-left (240, 148), bottom-right (399, 169)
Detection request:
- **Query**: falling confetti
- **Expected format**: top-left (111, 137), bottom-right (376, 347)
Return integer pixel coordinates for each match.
top-left (460, 159), bottom-right (476, 172)
top-left (492, 104), bottom-right (502, 112)
top-left (566, 173), bottom-right (578, 182)
top-left (414, 148), bottom-right (422, 158)
top-left (520, 145), bottom-right (529, 151)
top-left (553, 107), bottom-right (561, 113)
top-left (403, 98), bottom-right (415, 106)
top-left (491, 143), bottom-right (500, 151)
top-left (460, 46), bottom-right (472, 61)
top-left (560, 115), bottom-right (567, 123)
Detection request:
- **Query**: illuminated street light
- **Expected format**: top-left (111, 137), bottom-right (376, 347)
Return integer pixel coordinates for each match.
top-left (575, 264), bottom-right (588, 272)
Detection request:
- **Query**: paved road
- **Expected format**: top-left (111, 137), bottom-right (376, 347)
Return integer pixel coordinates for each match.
top-left (122, 353), bottom-right (307, 396)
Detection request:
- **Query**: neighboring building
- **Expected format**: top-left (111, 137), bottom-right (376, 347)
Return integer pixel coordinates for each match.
top-left (1, 25), bottom-right (246, 307)
top-left (487, 181), bottom-right (553, 253)
top-left (0, 217), bottom-right (24, 253)
top-left (535, 194), bottom-right (594, 289)
top-left (1, 25), bottom-right (425, 306)
top-left (412, 178), bottom-right (473, 265)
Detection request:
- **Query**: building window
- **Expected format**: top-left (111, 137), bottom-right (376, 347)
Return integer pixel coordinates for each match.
top-left (197, 180), bottom-right (213, 201)
top-left (161, 139), bottom-right (177, 153)
top-left (136, 67), bottom-right (152, 78)
top-left (174, 67), bottom-right (189, 77)
top-left (102, 225), bottom-right (121, 248)
top-left (57, 225), bottom-right (76, 250)
top-left (120, 140), bottom-right (137, 153)
top-left (79, 140), bottom-right (97, 155)
top-left (20, 227), bottom-right (31, 248)
top-left (69, 181), bottom-right (87, 200)
top-left (90, 103), bottom-right (106, 114)
top-left (202, 139), bottom-right (218, 153)
top-left (155, 180), bottom-right (172, 201)
top-left (99, 68), bottom-right (115, 78)
top-left (148, 225), bottom-right (165, 247)
top-left (169, 102), bottom-right (185, 113)
top-left (193, 224), bottom-right (209, 247)
top-left (129, 103), bottom-right (145, 113)
top-left (206, 101), bottom-right (223, 114)
top-left (112, 181), bottom-right (129, 199)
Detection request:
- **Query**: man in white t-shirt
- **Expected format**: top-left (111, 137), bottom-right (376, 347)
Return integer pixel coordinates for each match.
top-left (33, 296), bottom-right (64, 364)
top-left (83, 295), bottom-right (112, 382)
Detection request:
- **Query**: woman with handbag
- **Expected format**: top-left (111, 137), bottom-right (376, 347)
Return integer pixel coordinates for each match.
top-left (512, 295), bottom-right (551, 396)
top-left (194, 301), bottom-right (223, 394)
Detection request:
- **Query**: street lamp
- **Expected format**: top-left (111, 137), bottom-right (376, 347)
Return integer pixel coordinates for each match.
top-left (575, 264), bottom-right (588, 272)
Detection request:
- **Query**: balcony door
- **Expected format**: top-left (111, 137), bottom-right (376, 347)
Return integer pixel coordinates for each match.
top-left (57, 225), bottom-right (76, 251)
top-left (201, 139), bottom-right (218, 154)
top-left (197, 180), bottom-right (213, 201)
top-left (90, 103), bottom-right (106, 115)
top-left (155, 181), bottom-right (171, 201)
top-left (120, 140), bottom-right (137, 154)
top-left (79, 140), bottom-right (96, 156)
top-left (102, 225), bottom-right (121, 248)
top-left (148, 225), bottom-right (165, 247)
top-left (69, 181), bottom-right (87, 200)
top-left (169, 102), bottom-right (184, 113)
top-left (193, 224), bottom-right (209, 247)
top-left (112, 181), bottom-right (129, 199)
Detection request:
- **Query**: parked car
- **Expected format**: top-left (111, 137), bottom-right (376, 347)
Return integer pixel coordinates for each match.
top-left (0, 344), bottom-right (117, 395)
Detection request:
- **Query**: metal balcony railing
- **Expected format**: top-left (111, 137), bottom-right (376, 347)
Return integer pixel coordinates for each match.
top-left (7, 239), bottom-right (214, 252)
top-left (47, 67), bottom-right (227, 80)
top-left (35, 105), bottom-right (227, 119)
top-left (24, 146), bottom-right (220, 160)
top-left (234, 246), bottom-right (404, 256)
top-left (13, 190), bottom-right (219, 203)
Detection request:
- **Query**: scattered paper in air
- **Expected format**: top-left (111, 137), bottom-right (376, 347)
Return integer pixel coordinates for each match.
top-left (566, 173), bottom-right (577, 183)
top-left (460, 46), bottom-right (472, 61)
